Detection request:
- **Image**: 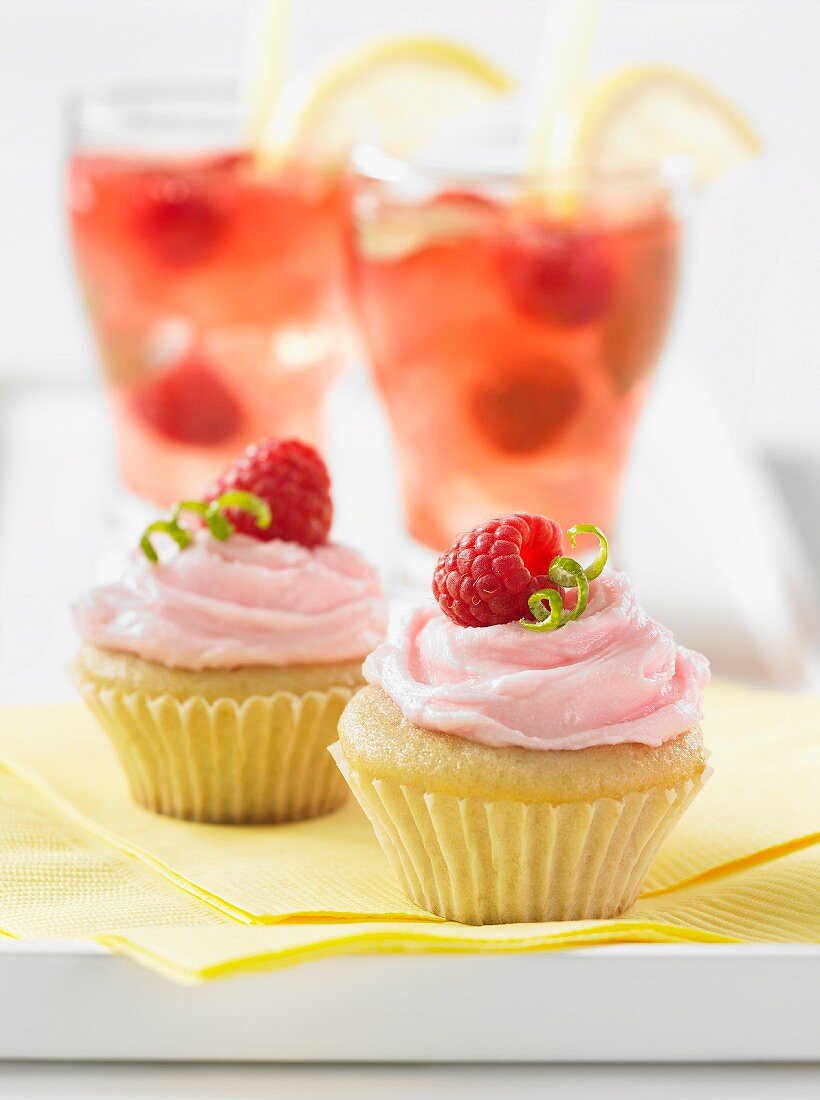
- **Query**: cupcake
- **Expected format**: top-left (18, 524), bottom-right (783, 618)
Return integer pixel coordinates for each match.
top-left (332, 513), bottom-right (710, 924)
top-left (73, 438), bottom-right (387, 824)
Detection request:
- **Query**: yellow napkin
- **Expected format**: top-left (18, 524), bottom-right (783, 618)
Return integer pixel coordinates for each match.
top-left (0, 680), bottom-right (818, 982)
top-left (0, 769), bottom-right (221, 940)
top-left (102, 846), bottom-right (820, 981)
top-left (0, 707), bottom-right (420, 923)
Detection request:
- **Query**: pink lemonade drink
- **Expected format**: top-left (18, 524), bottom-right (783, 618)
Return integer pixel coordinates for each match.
top-left (349, 158), bottom-right (681, 551)
top-left (67, 83), bottom-right (348, 504)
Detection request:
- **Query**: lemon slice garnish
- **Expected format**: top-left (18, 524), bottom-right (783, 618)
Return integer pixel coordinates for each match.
top-left (266, 35), bottom-right (512, 163)
top-left (572, 64), bottom-right (760, 185)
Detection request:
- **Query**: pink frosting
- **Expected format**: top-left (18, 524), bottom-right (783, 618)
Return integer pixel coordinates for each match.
top-left (74, 532), bottom-right (387, 670)
top-left (365, 572), bottom-right (709, 750)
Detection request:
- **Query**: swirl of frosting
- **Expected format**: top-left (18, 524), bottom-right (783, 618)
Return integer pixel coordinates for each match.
top-left (365, 572), bottom-right (709, 750)
top-left (74, 532), bottom-right (387, 670)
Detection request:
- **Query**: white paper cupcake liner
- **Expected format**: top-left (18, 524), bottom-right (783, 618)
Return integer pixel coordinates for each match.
top-left (78, 681), bottom-right (355, 823)
top-left (331, 743), bottom-right (708, 924)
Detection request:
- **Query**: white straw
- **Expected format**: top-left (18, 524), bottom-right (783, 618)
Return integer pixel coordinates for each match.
top-left (243, 0), bottom-right (292, 150)
top-left (527, 0), bottom-right (603, 180)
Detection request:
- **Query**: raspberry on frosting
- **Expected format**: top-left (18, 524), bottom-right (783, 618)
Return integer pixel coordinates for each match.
top-left (208, 437), bottom-right (332, 548)
top-left (432, 513), bottom-right (564, 628)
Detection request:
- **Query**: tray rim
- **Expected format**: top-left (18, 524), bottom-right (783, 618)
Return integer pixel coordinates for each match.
top-left (1, 938), bottom-right (819, 1064)
top-left (2, 938), bottom-right (818, 958)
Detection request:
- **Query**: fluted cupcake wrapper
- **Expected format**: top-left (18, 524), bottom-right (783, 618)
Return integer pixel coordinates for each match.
top-left (77, 681), bottom-right (355, 824)
top-left (331, 743), bottom-right (709, 924)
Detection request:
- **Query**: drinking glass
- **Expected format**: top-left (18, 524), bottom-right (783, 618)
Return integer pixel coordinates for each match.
top-left (67, 78), bottom-right (349, 504)
top-left (348, 137), bottom-right (685, 551)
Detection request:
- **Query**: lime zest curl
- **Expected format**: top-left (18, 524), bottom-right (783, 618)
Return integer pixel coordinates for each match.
top-left (212, 490), bottom-right (272, 533)
top-left (518, 522), bottom-right (608, 633)
top-left (139, 519), bottom-right (192, 565)
top-left (170, 500), bottom-right (225, 538)
top-left (521, 587), bottom-right (564, 632)
top-left (567, 523), bottom-right (608, 580)
top-left (548, 556), bottom-right (590, 622)
top-left (138, 491), bottom-right (271, 564)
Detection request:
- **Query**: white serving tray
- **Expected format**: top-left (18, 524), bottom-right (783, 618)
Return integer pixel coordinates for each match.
top-left (0, 941), bottom-right (817, 1063)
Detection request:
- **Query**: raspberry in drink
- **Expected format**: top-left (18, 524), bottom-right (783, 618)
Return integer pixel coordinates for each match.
top-left (350, 173), bottom-right (680, 550)
top-left (68, 107), bottom-right (349, 505)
